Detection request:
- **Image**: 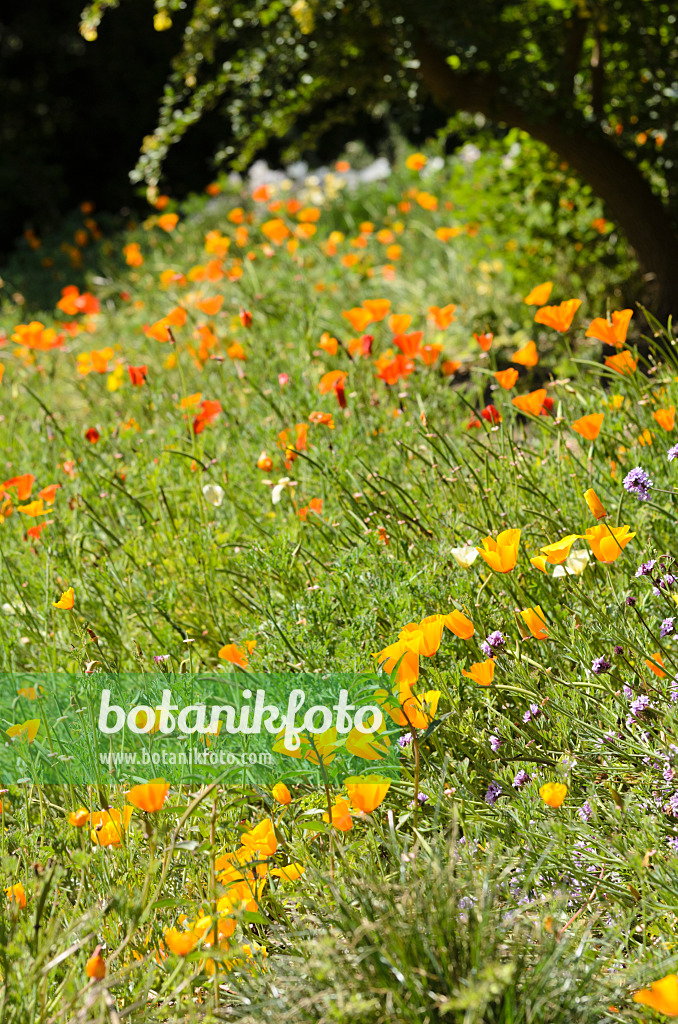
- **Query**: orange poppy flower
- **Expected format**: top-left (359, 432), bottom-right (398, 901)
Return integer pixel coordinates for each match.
top-left (585, 309), bottom-right (633, 348)
top-left (18, 499), bottom-right (47, 518)
top-left (444, 610), bottom-right (475, 639)
top-left (85, 427), bottom-right (100, 443)
top-left (323, 798), bottom-right (353, 832)
top-left (218, 643), bottom-right (248, 668)
top-left (53, 587), bottom-right (74, 610)
top-left (399, 616), bottom-right (445, 657)
top-left (342, 307), bottom-right (373, 333)
top-left (539, 535), bottom-right (579, 564)
top-left (476, 528), bottom-right (521, 572)
top-left (227, 342), bottom-right (246, 361)
top-left (604, 350), bottom-right (637, 375)
top-left (462, 660), bottom-right (495, 686)
top-left (534, 298), bottom-right (581, 332)
top-left (319, 332), bottom-right (338, 356)
top-left (271, 783), bottom-right (291, 805)
top-left (69, 808), bottom-right (90, 827)
top-left (146, 306), bottom-right (187, 343)
top-left (377, 354), bottom-right (415, 385)
top-left (308, 411), bottom-right (335, 428)
top-left (157, 213), bottom-right (179, 232)
top-left (571, 413), bottom-right (604, 441)
top-left (318, 370), bottom-right (348, 395)
top-left (164, 926), bottom-right (201, 956)
top-left (128, 365), bottom-right (148, 386)
top-left (512, 389), bottom-right (547, 416)
top-left (85, 948), bottom-right (106, 979)
top-left (494, 368), bottom-right (519, 389)
top-left (127, 780), bottom-right (169, 813)
top-left (653, 407), bottom-right (675, 431)
top-left (539, 782), bottom-right (567, 808)
top-left (193, 399), bottom-right (222, 434)
top-left (523, 281), bottom-right (553, 305)
top-left (420, 342), bottom-right (443, 365)
top-left (473, 331), bottom-right (493, 351)
top-left (374, 639), bottom-right (419, 686)
top-left (441, 359), bottom-right (461, 376)
top-left (57, 285), bottom-right (100, 316)
top-left (5, 883), bottom-right (26, 908)
top-left (388, 313), bottom-right (412, 335)
top-left (394, 331), bottom-right (422, 358)
top-left (344, 775), bottom-right (391, 813)
top-left (428, 304), bottom-right (456, 329)
top-left (196, 295), bottom-right (223, 316)
top-left (511, 339), bottom-right (538, 367)
top-left (633, 974), bottom-right (678, 1016)
top-left (584, 488), bottom-right (607, 520)
top-left (123, 242), bottom-right (143, 267)
top-left (11, 321), bottom-right (64, 351)
top-left (261, 218), bottom-right (290, 245)
top-left (3, 474), bottom-right (35, 501)
top-left (645, 652), bottom-right (666, 678)
top-left (519, 606), bottom-right (549, 639)
top-left (584, 523), bottom-right (634, 562)
top-left (362, 299), bottom-right (391, 321)
top-left (6, 719), bottom-right (39, 743)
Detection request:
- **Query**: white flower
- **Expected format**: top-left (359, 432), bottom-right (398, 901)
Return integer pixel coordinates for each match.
top-left (450, 545), bottom-right (479, 569)
top-left (553, 548), bottom-right (590, 577)
top-left (271, 477), bottom-right (297, 505)
top-left (202, 484), bottom-right (224, 507)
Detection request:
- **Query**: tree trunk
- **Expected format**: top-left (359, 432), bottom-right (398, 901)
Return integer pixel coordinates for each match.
top-left (414, 34), bottom-right (678, 320)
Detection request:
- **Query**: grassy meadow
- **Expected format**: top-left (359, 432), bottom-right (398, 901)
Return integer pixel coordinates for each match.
top-left (0, 135), bottom-right (678, 1021)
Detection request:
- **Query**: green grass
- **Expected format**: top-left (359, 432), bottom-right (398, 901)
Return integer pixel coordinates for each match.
top-left (0, 135), bottom-right (675, 1021)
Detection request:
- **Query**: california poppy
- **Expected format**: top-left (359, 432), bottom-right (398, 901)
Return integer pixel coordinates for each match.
top-left (388, 313), bottom-right (412, 335)
top-left (571, 413), bottom-right (604, 441)
top-left (53, 587), bottom-right (74, 610)
top-left (271, 782), bottom-right (291, 805)
top-left (539, 782), bottom-right (567, 807)
top-left (519, 606), bottom-right (549, 639)
top-left (653, 407), bottom-right (675, 431)
top-left (69, 808), bottom-right (89, 827)
top-left (645, 652), bottom-right (666, 678)
top-left (584, 523), bottom-right (635, 562)
top-left (511, 339), bottom-right (538, 367)
top-left (534, 299), bottom-right (581, 332)
top-left (473, 331), bottom-right (493, 352)
top-left (585, 309), bottom-right (633, 348)
top-left (494, 368), bottom-right (519, 389)
top-left (462, 660), bottom-right (495, 686)
top-left (218, 643), bottom-right (249, 668)
top-left (633, 974), bottom-right (678, 1015)
top-left (428, 304), bottom-right (456, 329)
top-left (540, 535), bottom-right (580, 564)
top-left (481, 404), bottom-right (501, 424)
top-left (6, 719), bottom-right (39, 743)
top-left (344, 775), bottom-right (391, 813)
top-left (476, 529), bottom-right (520, 573)
top-left (512, 389), bottom-right (548, 416)
top-left (444, 610), bottom-right (474, 638)
top-left (523, 281), bottom-right (553, 305)
top-left (5, 883), bottom-right (26, 908)
top-left (362, 298), bottom-right (391, 321)
top-left (85, 947), bottom-right (106, 979)
top-left (605, 351), bottom-right (637, 375)
top-left (128, 365), bottom-right (148, 386)
top-left (374, 639), bottom-right (419, 686)
top-left (127, 780), bottom-right (169, 812)
top-left (584, 488), bottom-right (608, 520)
top-left (399, 616), bottom-right (445, 657)
top-left (323, 797), bottom-right (353, 831)
top-left (343, 307), bottom-right (373, 333)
